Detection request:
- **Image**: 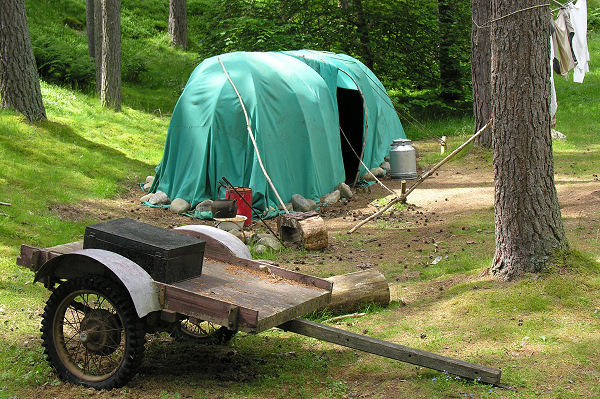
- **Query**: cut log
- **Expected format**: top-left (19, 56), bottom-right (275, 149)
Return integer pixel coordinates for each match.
top-left (278, 212), bottom-right (328, 250)
top-left (323, 269), bottom-right (390, 313)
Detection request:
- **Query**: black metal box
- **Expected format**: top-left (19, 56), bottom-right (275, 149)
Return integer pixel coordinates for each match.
top-left (83, 218), bottom-right (205, 283)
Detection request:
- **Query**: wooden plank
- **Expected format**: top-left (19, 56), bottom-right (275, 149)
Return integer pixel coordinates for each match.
top-left (171, 259), bottom-right (331, 333)
top-left (156, 281), bottom-right (260, 332)
top-left (279, 319), bottom-right (501, 385)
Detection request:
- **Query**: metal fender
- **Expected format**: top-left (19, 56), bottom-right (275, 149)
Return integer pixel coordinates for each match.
top-left (35, 248), bottom-right (161, 318)
top-left (173, 225), bottom-right (252, 260)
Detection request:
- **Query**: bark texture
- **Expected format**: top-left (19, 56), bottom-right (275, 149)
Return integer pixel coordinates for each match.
top-left (0, 0), bottom-right (46, 121)
top-left (490, 1), bottom-right (567, 280)
top-left (100, 0), bottom-right (121, 111)
top-left (169, 0), bottom-right (187, 49)
top-left (471, 0), bottom-right (492, 147)
top-left (86, 0), bottom-right (95, 58)
top-left (94, 0), bottom-right (103, 94)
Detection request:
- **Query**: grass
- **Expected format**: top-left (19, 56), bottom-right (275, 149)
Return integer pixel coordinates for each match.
top-left (0, 3), bottom-right (599, 399)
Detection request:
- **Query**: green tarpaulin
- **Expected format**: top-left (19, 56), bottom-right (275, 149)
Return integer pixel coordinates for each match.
top-left (150, 50), bottom-right (406, 213)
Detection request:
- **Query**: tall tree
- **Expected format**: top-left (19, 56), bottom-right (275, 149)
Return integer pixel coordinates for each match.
top-left (490, 1), bottom-right (567, 280)
top-left (0, 0), bottom-right (46, 121)
top-left (94, 0), bottom-right (103, 94)
top-left (437, 0), bottom-right (464, 105)
top-left (100, 0), bottom-right (121, 111)
top-left (86, 0), bottom-right (95, 58)
top-left (471, 0), bottom-right (492, 147)
top-left (337, 0), bottom-right (374, 70)
top-left (169, 0), bottom-right (188, 49)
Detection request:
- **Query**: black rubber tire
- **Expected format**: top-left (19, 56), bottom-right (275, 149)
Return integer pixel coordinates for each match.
top-left (172, 318), bottom-right (237, 345)
top-left (41, 276), bottom-right (145, 390)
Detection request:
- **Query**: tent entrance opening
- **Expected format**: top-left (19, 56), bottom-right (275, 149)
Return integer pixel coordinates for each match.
top-left (337, 87), bottom-right (364, 184)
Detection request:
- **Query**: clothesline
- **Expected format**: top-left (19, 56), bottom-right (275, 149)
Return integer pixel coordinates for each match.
top-left (473, 3), bottom-right (551, 30)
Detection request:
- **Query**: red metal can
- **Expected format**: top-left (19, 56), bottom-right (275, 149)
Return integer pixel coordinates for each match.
top-left (226, 187), bottom-right (252, 226)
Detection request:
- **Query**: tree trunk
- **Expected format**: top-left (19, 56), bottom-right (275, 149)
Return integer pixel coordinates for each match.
top-left (471, 0), bottom-right (492, 147)
top-left (94, 0), bottom-right (103, 94)
top-left (169, 0), bottom-right (187, 49)
top-left (86, 0), bottom-right (95, 58)
top-left (490, 1), bottom-right (567, 280)
top-left (437, 0), bottom-right (463, 105)
top-left (0, 0), bottom-right (46, 121)
top-left (352, 0), bottom-right (374, 70)
top-left (100, 0), bottom-right (121, 111)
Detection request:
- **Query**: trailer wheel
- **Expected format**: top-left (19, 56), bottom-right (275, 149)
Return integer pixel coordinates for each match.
top-left (173, 317), bottom-right (236, 345)
top-left (41, 276), bottom-right (145, 390)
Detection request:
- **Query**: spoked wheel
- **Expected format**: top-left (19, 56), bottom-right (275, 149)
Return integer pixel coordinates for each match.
top-left (41, 276), bottom-right (145, 390)
top-left (174, 317), bottom-right (236, 345)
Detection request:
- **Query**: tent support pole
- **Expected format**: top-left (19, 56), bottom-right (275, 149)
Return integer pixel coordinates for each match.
top-left (218, 57), bottom-right (290, 214)
top-left (348, 120), bottom-right (493, 234)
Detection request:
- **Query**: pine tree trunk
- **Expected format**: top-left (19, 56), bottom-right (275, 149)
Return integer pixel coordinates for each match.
top-left (169, 0), bottom-right (187, 49)
top-left (86, 0), bottom-right (95, 58)
top-left (471, 0), bottom-right (492, 147)
top-left (352, 0), bottom-right (374, 70)
top-left (94, 0), bottom-right (103, 94)
top-left (490, 1), bottom-right (567, 280)
top-left (0, 0), bottom-right (46, 121)
top-left (100, 0), bottom-right (121, 111)
top-left (437, 0), bottom-right (463, 105)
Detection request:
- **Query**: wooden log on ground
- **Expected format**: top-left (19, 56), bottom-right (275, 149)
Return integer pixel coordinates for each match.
top-left (278, 211), bottom-right (328, 250)
top-left (323, 269), bottom-right (390, 313)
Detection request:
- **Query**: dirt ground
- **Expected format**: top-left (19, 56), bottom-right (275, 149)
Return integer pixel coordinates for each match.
top-left (27, 144), bottom-right (600, 398)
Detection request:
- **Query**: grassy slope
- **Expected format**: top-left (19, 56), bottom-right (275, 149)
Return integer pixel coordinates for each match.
top-left (0, 2), bottom-right (599, 399)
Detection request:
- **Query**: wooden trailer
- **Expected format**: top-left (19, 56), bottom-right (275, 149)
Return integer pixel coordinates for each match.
top-left (17, 218), bottom-right (501, 390)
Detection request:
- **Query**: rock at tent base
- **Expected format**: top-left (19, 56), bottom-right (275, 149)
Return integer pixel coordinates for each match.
top-left (291, 194), bottom-right (317, 212)
top-left (140, 193), bottom-right (152, 203)
top-left (321, 190), bottom-right (340, 205)
top-left (195, 199), bottom-right (213, 212)
top-left (170, 198), bottom-right (191, 214)
top-left (384, 155), bottom-right (390, 162)
top-left (361, 167), bottom-right (385, 181)
top-left (145, 176), bottom-right (155, 184)
top-left (335, 182), bottom-right (353, 199)
top-left (148, 191), bottom-right (170, 205)
top-left (380, 161), bottom-right (391, 172)
top-left (143, 182), bottom-right (152, 191)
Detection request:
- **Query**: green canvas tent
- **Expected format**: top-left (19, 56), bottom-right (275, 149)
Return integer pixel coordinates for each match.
top-left (150, 50), bottom-right (406, 214)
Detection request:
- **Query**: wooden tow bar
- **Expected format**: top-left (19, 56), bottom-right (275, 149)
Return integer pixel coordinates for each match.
top-left (279, 319), bottom-right (501, 385)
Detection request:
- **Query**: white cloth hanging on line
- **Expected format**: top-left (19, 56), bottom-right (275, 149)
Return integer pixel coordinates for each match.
top-left (569, 0), bottom-right (590, 83)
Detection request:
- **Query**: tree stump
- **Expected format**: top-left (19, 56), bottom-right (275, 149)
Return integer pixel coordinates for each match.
top-left (323, 269), bottom-right (390, 313)
top-left (277, 211), bottom-right (327, 250)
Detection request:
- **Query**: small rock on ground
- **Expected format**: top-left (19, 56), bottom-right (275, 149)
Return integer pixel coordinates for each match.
top-left (335, 182), bottom-right (353, 199)
top-left (140, 193), bottom-right (152, 203)
top-left (321, 190), bottom-right (340, 205)
top-left (254, 244), bottom-right (268, 255)
top-left (195, 199), bottom-right (213, 212)
top-left (291, 194), bottom-right (317, 212)
top-left (143, 182), bottom-right (152, 191)
top-left (380, 161), bottom-right (391, 172)
top-left (551, 129), bottom-right (566, 140)
top-left (257, 235), bottom-right (282, 251)
top-left (148, 191), bottom-right (170, 205)
top-left (170, 198), bottom-right (191, 214)
top-left (145, 176), bottom-right (155, 184)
